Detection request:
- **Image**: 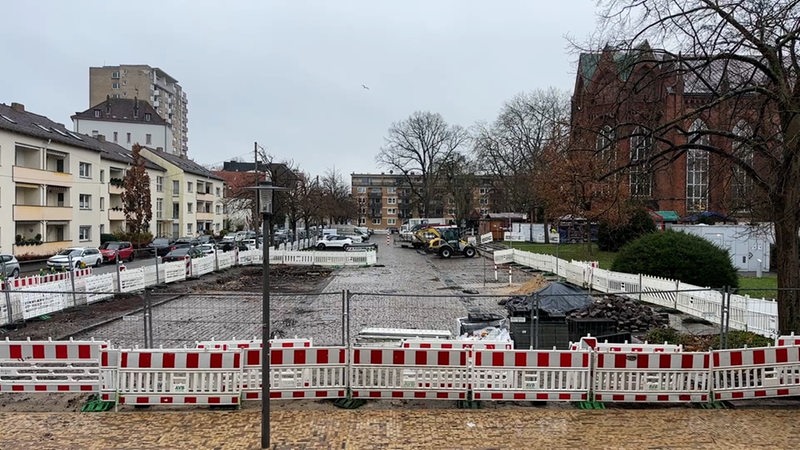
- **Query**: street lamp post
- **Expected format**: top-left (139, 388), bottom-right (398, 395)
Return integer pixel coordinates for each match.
top-left (250, 179), bottom-right (286, 450)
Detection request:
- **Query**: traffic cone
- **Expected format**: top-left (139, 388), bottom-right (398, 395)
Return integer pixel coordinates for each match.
top-left (386, 234), bottom-right (390, 246)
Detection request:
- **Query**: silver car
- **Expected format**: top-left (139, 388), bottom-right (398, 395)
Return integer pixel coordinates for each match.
top-left (47, 247), bottom-right (103, 269)
top-left (0, 254), bottom-right (20, 278)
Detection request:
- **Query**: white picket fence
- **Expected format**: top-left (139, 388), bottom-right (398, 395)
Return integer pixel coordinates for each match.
top-left (494, 248), bottom-right (779, 338)
top-left (0, 239), bottom-right (377, 327)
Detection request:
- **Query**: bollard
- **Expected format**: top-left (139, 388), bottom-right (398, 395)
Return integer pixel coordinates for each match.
top-left (508, 265), bottom-right (512, 285)
top-left (494, 265), bottom-right (498, 281)
top-left (386, 234), bottom-right (390, 246)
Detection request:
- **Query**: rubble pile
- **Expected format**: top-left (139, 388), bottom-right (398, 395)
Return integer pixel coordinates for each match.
top-left (568, 294), bottom-right (668, 334)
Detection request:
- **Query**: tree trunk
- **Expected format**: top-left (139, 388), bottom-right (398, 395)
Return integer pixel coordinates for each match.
top-left (775, 216), bottom-right (800, 334)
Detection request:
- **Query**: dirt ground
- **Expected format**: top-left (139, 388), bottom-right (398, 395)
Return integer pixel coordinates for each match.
top-left (0, 265), bottom-right (334, 341)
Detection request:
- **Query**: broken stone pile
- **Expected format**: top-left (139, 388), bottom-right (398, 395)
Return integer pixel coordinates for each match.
top-left (568, 294), bottom-right (668, 334)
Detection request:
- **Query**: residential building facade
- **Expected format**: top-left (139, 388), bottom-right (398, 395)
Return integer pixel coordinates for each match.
top-left (350, 172), bottom-right (496, 231)
top-left (0, 102), bottom-right (106, 256)
top-left (89, 65), bottom-right (188, 157)
top-left (72, 97), bottom-right (173, 154)
top-left (140, 148), bottom-right (225, 238)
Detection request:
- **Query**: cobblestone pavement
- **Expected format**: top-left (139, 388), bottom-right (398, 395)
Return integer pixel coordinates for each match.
top-left (2, 407), bottom-right (800, 449)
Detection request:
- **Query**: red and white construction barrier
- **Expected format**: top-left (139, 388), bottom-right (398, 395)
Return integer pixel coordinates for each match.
top-left (241, 347), bottom-right (347, 400)
top-left (401, 339), bottom-right (513, 350)
top-left (711, 346), bottom-right (800, 401)
top-left (471, 350), bottom-right (591, 401)
top-left (116, 349), bottom-right (242, 407)
top-left (776, 333), bottom-right (800, 347)
top-left (593, 352), bottom-right (710, 402)
top-left (0, 339), bottom-right (104, 393)
top-left (196, 338), bottom-right (313, 350)
top-left (350, 348), bottom-right (470, 400)
top-left (570, 336), bottom-right (682, 353)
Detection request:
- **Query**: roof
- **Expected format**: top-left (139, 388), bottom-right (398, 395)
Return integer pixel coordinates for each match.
top-left (143, 147), bottom-right (223, 181)
top-left (0, 103), bottom-right (100, 152)
top-left (93, 138), bottom-right (164, 172)
top-left (72, 98), bottom-right (168, 126)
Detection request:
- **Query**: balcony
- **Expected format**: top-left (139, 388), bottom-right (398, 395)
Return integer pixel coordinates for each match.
top-left (108, 184), bottom-right (123, 195)
top-left (13, 240), bottom-right (71, 258)
top-left (196, 211), bottom-right (214, 221)
top-left (108, 209), bottom-right (125, 221)
top-left (13, 166), bottom-right (72, 186)
top-left (196, 192), bottom-right (214, 201)
top-left (14, 205), bottom-right (72, 221)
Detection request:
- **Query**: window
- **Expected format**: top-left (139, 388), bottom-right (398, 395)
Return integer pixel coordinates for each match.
top-left (479, 188), bottom-right (489, 195)
top-left (156, 176), bottom-right (164, 192)
top-left (187, 203), bottom-right (193, 213)
top-left (172, 202), bottom-right (179, 219)
top-left (731, 121), bottom-right (754, 209)
top-left (100, 169), bottom-right (105, 183)
top-left (387, 208), bottom-right (397, 215)
top-left (187, 182), bottom-right (193, 193)
top-left (99, 224), bottom-right (105, 235)
top-left (387, 197), bottom-right (397, 204)
top-left (79, 162), bottom-right (91, 178)
top-left (357, 187), bottom-right (366, 193)
top-left (113, 131), bottom-right (118, 143)
top-left (372, 218), bottom-right (382, 225)
top-left (387, 218), bottom-right (396, 225)
top-left (216, 187), bottom-right (221, 197)
top-left (187, 223), bottom-right (193, 234)
top-left (146, 134), bottom-right (152, 145)
top-left (93, 109), bottom-right (101, 118)
top-left (686, 120), bottom-right (710, 212)
top-left (145, 113), bottom-right (151, 121)
top-left (216, 204), bottom-right (222, 214)
top-left (100, 197), bottom-right (105, 211)
top-left (112, 82), bottom-right (120, 89)
top-left (79, 194), bottom-right (91, 209)
top-left (126, 132), bottom-right (131, 144)
top-left (387, 187), bottom-right (396, 193)
top-left (156, 198), bottom-right (163, 219)
top-left (629, 126), bottom-right (653, 198)
top-left (479, 198), bottom-right (489, 205)
top-left (79, 226), bottom-right (91, 241)
top-left (172, 180), bottom-right (179, 196)
top-left (111, 71), bottom-right (120, 79)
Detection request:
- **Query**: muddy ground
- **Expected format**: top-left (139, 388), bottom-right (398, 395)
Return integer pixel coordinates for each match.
top-left (0, 265), bottom-right (334, 341)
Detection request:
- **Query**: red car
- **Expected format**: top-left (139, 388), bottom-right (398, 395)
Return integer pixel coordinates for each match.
top-left (99, 241), bottom-right (135, 262)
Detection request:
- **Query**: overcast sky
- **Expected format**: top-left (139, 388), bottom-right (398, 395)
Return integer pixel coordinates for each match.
top-left (2, 1), bottom-right (599, 179)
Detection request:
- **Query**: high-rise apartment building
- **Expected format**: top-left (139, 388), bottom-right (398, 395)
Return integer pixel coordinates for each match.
top-left (89, 65), bottom-right (188, 157)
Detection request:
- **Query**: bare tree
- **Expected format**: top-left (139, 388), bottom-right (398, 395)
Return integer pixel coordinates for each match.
top-left (589, 0), bottom-right (800, 333)
top-left (377, 111), bottom-right (470, 217)
top-left (320, 168), bottom-right (356, 225)
top-left (473, 89), bottom-right (570, 231)
top-left (437, 153), bottom-right (480, 228)
top-left (122, 144), bottom-right (152, 246)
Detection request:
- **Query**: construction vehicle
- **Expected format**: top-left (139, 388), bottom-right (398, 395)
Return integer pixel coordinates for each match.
top-left (427, 227), bottom-right (477, 258)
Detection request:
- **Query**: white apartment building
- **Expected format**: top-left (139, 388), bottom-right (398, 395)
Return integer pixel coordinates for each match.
top-left (72, 97), bottom-right (173, 154)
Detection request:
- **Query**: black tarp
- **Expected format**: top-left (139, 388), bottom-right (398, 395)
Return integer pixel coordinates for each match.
top-left (505, 282), bottom-right (593, 319)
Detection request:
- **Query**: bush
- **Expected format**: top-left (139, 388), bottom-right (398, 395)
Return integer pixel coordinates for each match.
top-left (597, 208), bottom-right (657, 252)
top-left (612, 229), bottom-right (739, 289)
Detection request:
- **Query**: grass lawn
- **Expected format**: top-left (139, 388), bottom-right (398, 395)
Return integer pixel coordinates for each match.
top-left (507, 241), bottom-right (778, 299)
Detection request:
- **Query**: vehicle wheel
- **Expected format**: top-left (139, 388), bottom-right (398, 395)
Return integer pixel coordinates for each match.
top-left (342, 244), bottom-right (349, 251)
top-left (317, 243), bottom-right (326, 250)
top-left (128, 253), bottom-right (135, 262)
top-left (464, 247), bottom-right (476, 258)
top-left (94, 258), bottom-right (102, 268)
top-left (440, 247), bottom-right (452, 259)
top-left (10, 268), bottom-right (19, 278)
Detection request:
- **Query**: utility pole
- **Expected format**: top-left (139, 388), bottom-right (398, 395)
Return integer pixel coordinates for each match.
top-left (254, 141), bottom-right (260, 234)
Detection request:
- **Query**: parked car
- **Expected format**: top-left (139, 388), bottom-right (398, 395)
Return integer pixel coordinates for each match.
top-left (147, 238), bottom-right (173, 257)
top-left (99, 241), bottom-right (135, 262)
top-left (218, 240), bottom-right (248, 252)
top-left (196, 243), bottom-right (216, 255)
top-left (0, 254), bottom-right (20, 278)
top-left (316, 235), bottom-right (353, 250)
top-left (47, 247), bottom-right (103, 269)
top-left (174, 236), bottom-right (200, 246)
top-left (162, 246), bottom-right (205, 262)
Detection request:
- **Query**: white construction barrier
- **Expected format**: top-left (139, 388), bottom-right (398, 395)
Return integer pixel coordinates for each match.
top-left (350, 348), bottom-right (470, 400)
top-left (241, 346), bottom-right (347, 400)
top-left (471, 350), bottom-right (591, 401)
top-left (593, 352), bottom-right (710, 402)
top-left (711, 346), bottom-right (800, 401)
top-left (0, 339), bottom-right (105, 393)
top-left (116, 349), bottom-right (242, 407)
